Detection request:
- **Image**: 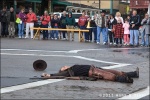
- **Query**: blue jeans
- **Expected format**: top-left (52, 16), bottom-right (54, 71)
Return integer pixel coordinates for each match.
top-left (92, 27), bottom-right (97, 41)
top-left (130, 30), bottom-right (139, 45)
top-left (80, 26), bottom-right (88, 40)
top-left (141, 30), bottom-right (149, 46)
top-left (18, 22), bottom-right (24, 37)
top-left (52, 26), bottom-right (58, 39)
top-left (97, 26), bottom-right (107, 43)
top-left (42, 24), bottom-right (48, 39)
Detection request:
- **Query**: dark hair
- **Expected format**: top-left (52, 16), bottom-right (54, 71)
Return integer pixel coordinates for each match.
top-left (125, 18), bottom-right (129, 22)
top-left (110, 14), bottom-right (115, 18)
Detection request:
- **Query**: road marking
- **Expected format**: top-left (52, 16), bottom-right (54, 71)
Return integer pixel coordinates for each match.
top-left (1, 79), bottom-right (65, 94)
top-left (1, 47), bottom-right (146, 54)
top-left (1, 49), bottom-right (67, 53)
top-left (119, 86), bottom-right (149, 99)
top-left (1, 53), bottom-right (131, 69)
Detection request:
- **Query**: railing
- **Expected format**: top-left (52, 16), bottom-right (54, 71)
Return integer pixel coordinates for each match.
top-left (130, 0), bottom-right (149, 8)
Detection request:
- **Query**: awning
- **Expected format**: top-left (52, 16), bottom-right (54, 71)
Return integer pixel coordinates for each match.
top-left (53, 1), bottom-right (72, 6)
top-left (25, 0), bottom-right (41, 3)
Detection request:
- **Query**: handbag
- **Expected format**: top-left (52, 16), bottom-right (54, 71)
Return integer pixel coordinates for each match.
top-left (16, 18), bottom-right (21, 24)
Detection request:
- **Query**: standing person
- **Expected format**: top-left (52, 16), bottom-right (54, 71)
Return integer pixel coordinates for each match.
top-left (17, 8), bottom-right (27, 38)
top-left (107, 14), bottom-right (117, 45)
top-left (40, 11), bottom-right (50, 40)
top-left (140, 13), bottom-right (150, 47)
top-left (60, 11), bottom-right (67, 40)
top-left (1, 7), bottom-right (9, 37)
top-left (115, 12), bottom-right (124, 24)
top-left (129, 10), bottom-right (140, 47)
top-left (123, 19), bottom-right (130, 46)
top-left (51, 14), bottom-right (60, 40)
top-left (66, 12), bottom-right (75, 41)
top-left (86, 17), bottom-right (93, 42)
top-left (49, 14), bottom-right (54, 39)
top-left (95, 10), bottom-right (107, 45)
top-left (25, 8), bottom-right (37, 39)
top-left (113, 18), bottom-right (124, 46)
top-left (8, 7), bottom-right (16, 38)
top-left (91, 15), bottom-right (97, 42)
top-left (0, 9), bottom-right (2, 37)
top-left (57, 15), bottom-right (61, 39)
top-left (78, 11), bottom-right (88, 41)
top-left (127, 15), bottom-right (130, 21)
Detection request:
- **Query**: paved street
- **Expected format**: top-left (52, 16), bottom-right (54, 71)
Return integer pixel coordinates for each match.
top-left (0, 34), bottom-right (149, 99)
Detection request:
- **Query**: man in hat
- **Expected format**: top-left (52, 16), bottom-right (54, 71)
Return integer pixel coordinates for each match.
top-left (95, 10), bottom-right (108, 45)
top-left (40, 64), bottom-right (139, 83)
top-left (25, 8), bottom-right (37, 39)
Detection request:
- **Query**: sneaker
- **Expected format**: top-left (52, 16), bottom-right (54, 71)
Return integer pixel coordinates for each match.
top-left (25, 36), bottom-right (29, 39)
top-left (51, 38), bottom-right (54, 40)
top-left (114, 43), bottom-right (117, 46)
top-left (109, 43), bottom-right (113, 45)
top-left (22, 36), bottom-right (24, 38)
top-left (140, 44), bottom-right (144, 47)
top-left (18, 36), bottom-right (21, 39)
top-left (103, 42), bottom-right (106, 45)
top-left (97, 42), bottom-right (100, 44)
top-left (55, 38), bottom-right (58, 40)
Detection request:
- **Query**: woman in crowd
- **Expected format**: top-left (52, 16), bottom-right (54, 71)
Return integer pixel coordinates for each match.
top-left (115, 12), bottom-right (124, 24)
top-left (140, 13), bottom-right (150, 47)
top-left (113, 18), bottom-right (124, 46)
top-left (86, 17), bottom-right (93, 42)
top-left (18, 8), bottom-right (27, 38)
top-left (40, 11), bottom-right (50, 40)
top-left (107, 14), bottom-right (117, 45)
top-left (123, 19), bottom-right (130, 46)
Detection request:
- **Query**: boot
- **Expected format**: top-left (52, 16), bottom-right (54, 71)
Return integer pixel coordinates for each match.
top-left (124, 67), bottom-right (139, 78)
top-left (115, 75), bottom-right (133, 83)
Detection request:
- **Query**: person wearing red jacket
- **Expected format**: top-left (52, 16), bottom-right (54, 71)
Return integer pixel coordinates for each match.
top-left (78, 11), bottom-right (88, 41)
top-left (40, 11), bottom-right (50, 40)
top-left (25, 8), bottom-right (37, 39)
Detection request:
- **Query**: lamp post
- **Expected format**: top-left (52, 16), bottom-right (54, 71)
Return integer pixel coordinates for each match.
top-left (99, 0), bottom-right (100, 9)
top-left (110, 0), bottom-right (113, 14)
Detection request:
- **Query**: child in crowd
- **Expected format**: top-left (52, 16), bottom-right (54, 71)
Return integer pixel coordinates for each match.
top-left (51, 14), bottom-right (60, 39)
top-left (123, 19), bottom-right (130, 45)
top-left (113, 18), bottom-right (124, 46)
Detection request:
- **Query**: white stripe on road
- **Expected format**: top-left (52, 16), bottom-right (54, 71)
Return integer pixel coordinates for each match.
top-left (119, 86), bottom-right (149, 99)
top-left (1, 49), bottom-right (67, 53)
top-left (1, 79), bottom-right (65, 94)
top-left (1, 48), bottom-right (145, 54)
top-left (1, 53), bottom-right (131, 68)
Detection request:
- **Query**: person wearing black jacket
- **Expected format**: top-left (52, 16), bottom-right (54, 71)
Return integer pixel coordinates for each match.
top-left (0, 10), bottom-right (1, 37)
top-left (107, 14), bottom-right (117, 45)
top-left (129, 10), bottom-right (140, 46)
top-left (91, 15), bottom-right (97, 42)
top-left (1, 7), bottom-right (9, 37)
top-left (60, 11), bottom-right (67, 40)
top-left (51, 14), bottom-right (60, 39)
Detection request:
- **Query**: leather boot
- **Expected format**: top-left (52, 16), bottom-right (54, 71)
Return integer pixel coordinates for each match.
top-left (124, 67), bottom-right (139, 78)
top-left (115, 75), bottom-right (133, 83)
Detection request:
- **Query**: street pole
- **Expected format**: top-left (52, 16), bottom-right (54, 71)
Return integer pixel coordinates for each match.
top-left (110, 0), bottom-right (113, 14)
top-left (99, 0), bottom-right (100, 9)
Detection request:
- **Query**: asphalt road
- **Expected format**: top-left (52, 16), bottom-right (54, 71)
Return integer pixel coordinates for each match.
top-left (0, 34), bottom-right (149, 99)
